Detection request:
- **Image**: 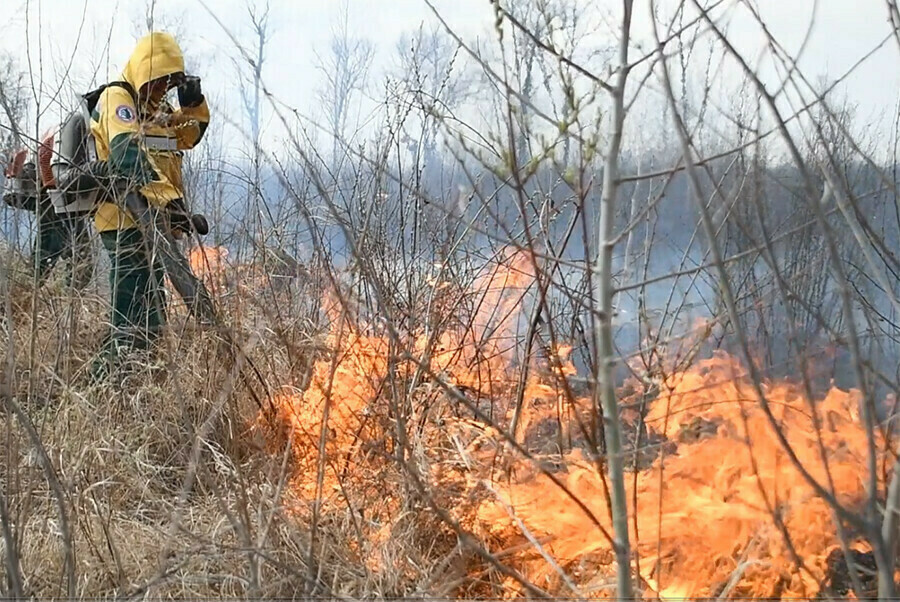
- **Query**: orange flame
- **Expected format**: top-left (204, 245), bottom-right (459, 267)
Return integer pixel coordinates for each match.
top-left (259, 248), bottom-right (882, 598)
top-left (474, 352), bottom-right (877, 598)
top-left (188, 245), bottom-right (229, 294)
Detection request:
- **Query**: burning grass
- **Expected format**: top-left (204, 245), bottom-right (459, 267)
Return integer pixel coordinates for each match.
top-left (0, 246), bottom-right (892, 599)
top-left (262, 250), bottom-right (891, 599)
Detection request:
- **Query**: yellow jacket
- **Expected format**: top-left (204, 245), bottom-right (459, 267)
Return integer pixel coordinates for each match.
top-left (91, 32), bottom-right (210, 232)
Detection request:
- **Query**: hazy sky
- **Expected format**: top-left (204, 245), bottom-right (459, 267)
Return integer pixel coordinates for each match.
top-left (1, 0), bottom-right (898, 155)
top-left (0, 0), bottom-right (491, 144)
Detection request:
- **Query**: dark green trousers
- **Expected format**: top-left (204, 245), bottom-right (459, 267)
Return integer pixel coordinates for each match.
top-left (33, 201), bottom-right (93, 289)
top-left (97, 228), bottom-right (167, 362)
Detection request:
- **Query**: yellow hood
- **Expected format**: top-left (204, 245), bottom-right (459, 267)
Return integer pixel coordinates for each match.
top-left (121, 32), bottom-right (185, 92)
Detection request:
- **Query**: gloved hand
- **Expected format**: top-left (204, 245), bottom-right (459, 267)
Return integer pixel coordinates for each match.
top-left (167, 198), bottom-right (209, 238)
top-left (177, 75), bottom-right (204, 108)
top-left (167, 197), bottom-right (194, 236)
top-left (191, 214), bottom-right (209, 236)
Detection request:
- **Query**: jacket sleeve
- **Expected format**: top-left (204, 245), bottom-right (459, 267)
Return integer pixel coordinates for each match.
top-left (171, 98), bottom-right (210, 150)
top-left (97, 86), bottom-right (181, 207)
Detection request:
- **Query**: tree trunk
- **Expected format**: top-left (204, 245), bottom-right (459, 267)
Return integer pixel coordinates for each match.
top-left (592, 1), bottom-right (635, 599)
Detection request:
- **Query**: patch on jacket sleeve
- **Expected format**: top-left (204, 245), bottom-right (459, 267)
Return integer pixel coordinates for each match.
top-left (115, 105), bottom-right (136, 123)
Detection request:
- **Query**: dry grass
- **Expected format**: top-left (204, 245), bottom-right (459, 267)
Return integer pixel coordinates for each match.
top-left (1, 253), bottom-right (304, 598)
top-left (0, 247), bottom-right (506, 600)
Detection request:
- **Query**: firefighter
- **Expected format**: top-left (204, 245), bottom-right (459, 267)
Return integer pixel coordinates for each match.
top-left (2, 151), bottom-right (94, 290)
top-left (89, 31), bottom-right (210, 380)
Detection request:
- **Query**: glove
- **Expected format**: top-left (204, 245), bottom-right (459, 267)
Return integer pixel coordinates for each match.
top-left (191, 214), bottom-right (210, 236)
top-left (167, 198), bottom-right (210, 237)
top-left (177, 76), bottom-right (204, 108)
top-left (168, 197), bottom-right (193, 235)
